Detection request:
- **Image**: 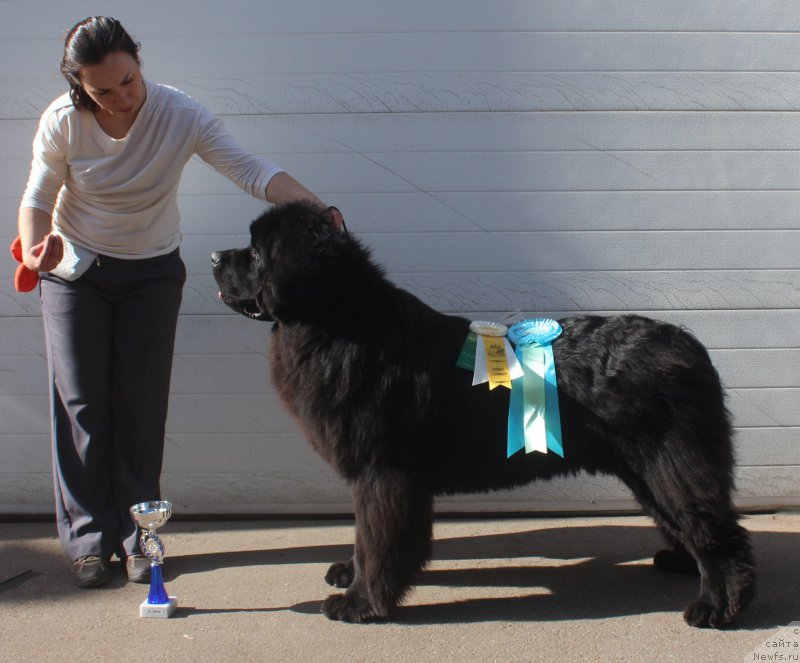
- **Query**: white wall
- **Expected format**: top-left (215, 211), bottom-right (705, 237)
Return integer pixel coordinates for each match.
top-left (1, 1), bottom-right (798, 515)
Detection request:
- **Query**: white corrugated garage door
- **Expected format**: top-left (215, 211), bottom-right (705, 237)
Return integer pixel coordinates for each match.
top-left (1, 1), bottom-right (798, 515)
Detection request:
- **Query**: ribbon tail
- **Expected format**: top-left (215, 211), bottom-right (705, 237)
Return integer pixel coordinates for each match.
top-left (504, 338), bottom-right (523, 381)
top-left (543, 344), bottom-right (564, 458)
top-left (472, 335), bottom-right (488, 385)
top-left (521, 345), bottom-right (547, 454)
top-left (485, 336), bottom-right (511, 389)
top-left (456, 331), bottom-right (478, 371)
top-left (507, 348), bottom-right (525, 457)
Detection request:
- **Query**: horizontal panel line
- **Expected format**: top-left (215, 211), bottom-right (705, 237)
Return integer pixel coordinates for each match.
top-left (187, 234), bottom-right (800, 242)
top-left (17, 149), bottom-right (800, 157)
top-left (160, 31), bottom-right (800, 37)
top-left (326, 188), bottom-right (800, 193)
top-left (323, 230), bottom-right (800, 238)
top-left (14, 189), bottom-right (800, 203)
top-left (720, 387), bottom-right (799, 392)
top-left (18, 30), bottom-right (800, 40)
top-left (5, 69), bottom-right (800, 77)
top-left (735, 427), bottom-right (800, 431)
top-left (737, 427), bottom-right (800, 431)
top-left (182, 268), bottom-right (800, 276)
top-left (10, 233), bottom-right (800, 242)
top-left (177, 188), bottom-right (800, 194)
top-left (387, 268), bottom-right (800, 273)
top-left (10, 69), bottom-right (800, 77)
top-left (179, 232), bottom-right (800, 238)
top-left (455, 309), bottom-right (800, 315)
top-left (361, 228), bottom-right (800, 234)
top-left (166, 189), bottom-right (800, 194)
top-left (13, 108), bottom-right (800, 121)
top-left (161, 69), bottom-right (800, 75)
top-left (212, 149), bottom-right (800, 155)
top-left (210, 110), bottom-right (800, 118)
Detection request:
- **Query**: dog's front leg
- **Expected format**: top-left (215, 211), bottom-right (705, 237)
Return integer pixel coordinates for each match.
top-left (322, 472), bottom-right (433, 622)
top-left (324, 495), bottom-right (362, 589)
top-left (325, 555), bottom-right (355, 588)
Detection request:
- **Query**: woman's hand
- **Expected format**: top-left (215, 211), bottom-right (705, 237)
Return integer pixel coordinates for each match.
top-left (265, 172), bottom-right (346, 230)
top-left (326, 206), bottom-right (345, 230)
top-left (24, 232), bottom-right (64, 272)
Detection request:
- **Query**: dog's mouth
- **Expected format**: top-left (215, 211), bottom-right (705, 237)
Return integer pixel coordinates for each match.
top-left (217, 291), bottom-right (271, 321)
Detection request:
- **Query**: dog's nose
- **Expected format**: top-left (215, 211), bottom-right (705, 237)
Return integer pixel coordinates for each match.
top-left (211, 252), bottom-right (222, 267)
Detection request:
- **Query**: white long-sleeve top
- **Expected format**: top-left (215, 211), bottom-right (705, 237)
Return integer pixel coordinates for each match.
top-left (20, 80), bottom-right (283, 259)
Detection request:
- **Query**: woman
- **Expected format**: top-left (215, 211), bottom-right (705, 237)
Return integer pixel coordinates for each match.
top-left (18, 16), bottom-right (342, 587)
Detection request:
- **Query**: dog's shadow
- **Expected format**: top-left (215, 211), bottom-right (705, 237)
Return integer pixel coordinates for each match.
top-left (167, 522), bottom-right (795, 629)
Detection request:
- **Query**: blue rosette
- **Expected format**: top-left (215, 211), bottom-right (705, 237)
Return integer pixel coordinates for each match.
top-left (506, 318), bottom-right (564, 459)
top-left (508, 318), bottom-right (563, 347)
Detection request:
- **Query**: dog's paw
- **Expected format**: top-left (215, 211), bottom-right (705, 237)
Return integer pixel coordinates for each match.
top-left (683, 599), bottom-right (729, 629)
top-left (322, 593), bottom-right (385, 623)
top-left (325, 560), bottom-right (354, 588)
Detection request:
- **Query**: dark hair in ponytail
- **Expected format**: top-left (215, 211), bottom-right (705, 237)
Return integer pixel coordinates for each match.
top-left (60, 17), bottom-right (141, 111)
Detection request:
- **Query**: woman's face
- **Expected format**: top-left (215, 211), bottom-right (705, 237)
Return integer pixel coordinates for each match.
top-left (78, 50), bottom-right (145, 117)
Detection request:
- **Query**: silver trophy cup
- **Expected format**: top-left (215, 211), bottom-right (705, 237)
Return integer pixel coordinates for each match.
top-left (130, 500), bottom-right (177, 618)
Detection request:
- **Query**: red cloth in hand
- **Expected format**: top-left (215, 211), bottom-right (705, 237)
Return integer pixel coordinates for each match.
top-left (10, 236), bottom-right (39, 292)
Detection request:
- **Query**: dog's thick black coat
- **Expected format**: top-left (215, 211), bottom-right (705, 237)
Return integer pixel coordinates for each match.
top-left (212, 201), bottom-right (755, 628)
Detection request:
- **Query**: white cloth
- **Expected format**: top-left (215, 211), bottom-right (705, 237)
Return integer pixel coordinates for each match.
top-left (20, 80), bottom-right (283, 259)
top-left (48, 231), bottom-right (97, 281)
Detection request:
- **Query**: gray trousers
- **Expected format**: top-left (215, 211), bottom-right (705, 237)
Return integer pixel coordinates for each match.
top-left (40, 249), bottom-right (185, 561)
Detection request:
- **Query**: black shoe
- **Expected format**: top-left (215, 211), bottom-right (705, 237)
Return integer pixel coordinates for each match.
top-left (70, 555), bottom-right (111, 588)
top-left (126, 554), bottom-right (151, 583)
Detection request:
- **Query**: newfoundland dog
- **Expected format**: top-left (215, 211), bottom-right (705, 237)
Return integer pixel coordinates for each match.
top-left (211, 201), bottom-right (754, 628)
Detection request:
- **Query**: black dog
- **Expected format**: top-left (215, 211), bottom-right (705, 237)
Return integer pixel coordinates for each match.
top-left (211, 201), bottom-right (755, 628)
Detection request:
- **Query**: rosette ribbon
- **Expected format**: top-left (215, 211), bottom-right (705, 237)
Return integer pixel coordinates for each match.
top-left (507, 318), bottom-right (564, 458)
top-left (456, 321), bottom-right (522, 390)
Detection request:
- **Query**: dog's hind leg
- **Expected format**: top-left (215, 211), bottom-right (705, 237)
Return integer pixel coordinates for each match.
top-left (622, 450), bottom-right (755, 628)
top-left (680, 521), bottom-right (755, 628)
top-left (322, 473), bottom-right (433, 622)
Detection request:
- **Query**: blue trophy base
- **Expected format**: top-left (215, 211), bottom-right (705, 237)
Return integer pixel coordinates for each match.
top-left (138, 564), bottom-right (176, 618)
top-left (139, 596), bottom-right (177, 618)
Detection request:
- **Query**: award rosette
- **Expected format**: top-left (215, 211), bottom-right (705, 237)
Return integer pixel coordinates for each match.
top-left (457, 321), bottom-right (522, 390)
top-left (130, 500), bottom-right (177, 618)
top-left (506, 318), bottom-right (564, 458)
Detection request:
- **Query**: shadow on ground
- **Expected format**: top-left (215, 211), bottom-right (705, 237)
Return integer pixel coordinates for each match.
top-left (0, 521), bottom-right (794, 630)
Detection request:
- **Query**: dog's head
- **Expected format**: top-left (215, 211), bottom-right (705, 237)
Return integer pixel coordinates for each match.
top-left (212, 201), bottom-right (375, 324)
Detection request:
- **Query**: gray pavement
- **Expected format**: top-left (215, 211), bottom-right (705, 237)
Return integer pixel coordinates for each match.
top-left (1, 512), bottom-right (798, 662)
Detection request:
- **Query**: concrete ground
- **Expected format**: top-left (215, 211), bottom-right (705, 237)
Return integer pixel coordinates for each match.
top-left (1, 512), bottom-right (798, 662)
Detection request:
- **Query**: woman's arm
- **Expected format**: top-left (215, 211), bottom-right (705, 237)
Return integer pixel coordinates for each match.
top-left (193, 107), bottom-right (344, 229)
top-left (18, 206), bottom-right (63, 272)
top-left (265, 171), bottom-right (321, 206)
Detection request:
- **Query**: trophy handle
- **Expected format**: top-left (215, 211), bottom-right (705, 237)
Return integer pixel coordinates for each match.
top-left (139, 529), bottom-right (165, 564)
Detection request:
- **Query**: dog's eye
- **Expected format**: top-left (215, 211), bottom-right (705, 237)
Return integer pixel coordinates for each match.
top-left (249, 248), bottom-right (260, 264)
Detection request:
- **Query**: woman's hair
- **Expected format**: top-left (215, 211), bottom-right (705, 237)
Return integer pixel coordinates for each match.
top-left (60, 16), bottom-right (141, 111)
